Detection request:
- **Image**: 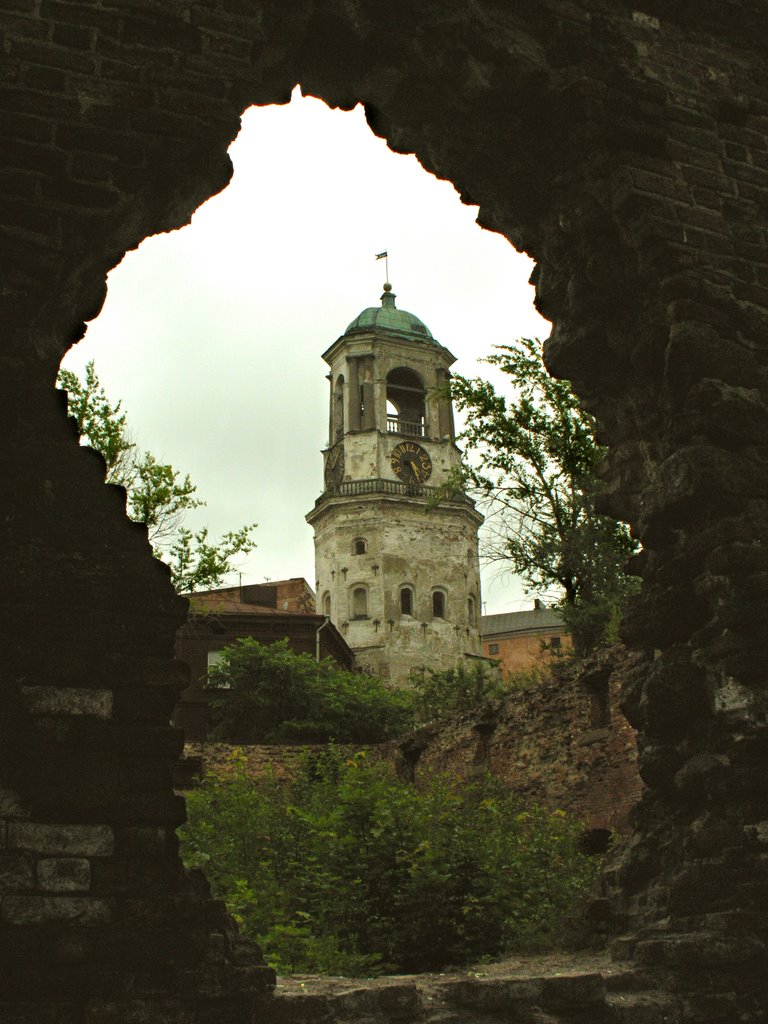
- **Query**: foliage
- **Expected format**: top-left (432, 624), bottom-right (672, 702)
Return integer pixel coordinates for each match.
top-left (206, 638), bottom-right (413, 744)
top-left (410, 661), bottom-right (506, 724)
top-left (448, 338), bottom-right (639, 653)
top-left (179, 748), bottom-right (602, 975)
top-left (58, 360), bottom-right (256, 591)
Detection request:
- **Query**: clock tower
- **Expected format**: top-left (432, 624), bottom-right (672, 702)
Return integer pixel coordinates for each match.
top-left (306, 283), bottom-right (484, 685)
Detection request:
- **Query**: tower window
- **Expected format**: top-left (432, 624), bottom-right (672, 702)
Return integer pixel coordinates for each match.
top-left (468, 595), bottom-right (476, 626)
top-left (386, 367), bottom-right (426, 437)
top-left (352, 587), bottom-right (368, 619)
top-left (400, 587), bottom-right (414, 616)
top-left (432, 590), bottom-right (446, 619)
top-left (353, 538), bottom-right (367, 555)
top-left (322, 592), bottom-right (331, 616)
top-left (333, 374), bottom-right (345, 441)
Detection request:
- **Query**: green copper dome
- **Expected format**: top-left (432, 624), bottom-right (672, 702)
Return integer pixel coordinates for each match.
top-left (344, 284), bottom-right (435, 342)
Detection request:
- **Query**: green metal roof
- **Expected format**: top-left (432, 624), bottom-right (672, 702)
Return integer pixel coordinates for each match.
top-left (344, 284), bottom-right (435, 342)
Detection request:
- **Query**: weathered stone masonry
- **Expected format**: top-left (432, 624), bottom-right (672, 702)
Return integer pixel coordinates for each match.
top-left (1, 1), bottom-right (767, 1021)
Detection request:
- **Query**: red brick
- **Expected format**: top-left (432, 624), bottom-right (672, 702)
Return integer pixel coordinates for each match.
top-left (0, 109), bottom-right (54, 143)
top-left (10, 37), bottom-right (97, 73)
top-left (51, 22), bottom-right (93, 50)
top-left (39, 0), bottom-right (119, 31)
top-left (0, 196), bottom-right (53, 234)
top-left (19, 63), bottom-right (66, 92)
top-left (55, 123), bottom-right (143, 163)
top-left (41, 177), bottom-right (119, 210)
top-left (0, 0), bottom-right (37, 11)
top-left (4, 138), bottom-right (66, 175)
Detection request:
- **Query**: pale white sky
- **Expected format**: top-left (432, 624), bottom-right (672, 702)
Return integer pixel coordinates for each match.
top-left (61, 88), bottom-right (551, 614)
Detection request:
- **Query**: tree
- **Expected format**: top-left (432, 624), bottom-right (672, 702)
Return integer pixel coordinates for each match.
top-left (58, 360), bottom-right (256, 592)
top-left (410, 661), bottom-right (506, 724)
top-left (179, 748), bottom-right (601, 975)
top-left (448, 338), bottom-right (638, 654)
top-left (206, 637), bottom-right (413, 744)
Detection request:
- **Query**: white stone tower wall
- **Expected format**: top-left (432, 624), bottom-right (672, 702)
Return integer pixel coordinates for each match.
top-left (307, 285), bottom-right (484, 687)
top-left (312, 497), bottom-right (481, 684)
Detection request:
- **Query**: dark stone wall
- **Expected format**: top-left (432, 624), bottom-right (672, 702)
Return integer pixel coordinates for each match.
top-left (1, 1), bottom-right (766, 1020)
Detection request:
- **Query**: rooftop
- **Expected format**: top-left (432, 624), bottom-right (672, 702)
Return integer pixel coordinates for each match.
top-left (344, 283), bottom-right (436, 343)
top-left (480, 607), bottom-right (567, 637)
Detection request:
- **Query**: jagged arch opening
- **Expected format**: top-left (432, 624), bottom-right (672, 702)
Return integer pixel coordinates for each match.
top-left (7, 1), bottom-right (759, 1014)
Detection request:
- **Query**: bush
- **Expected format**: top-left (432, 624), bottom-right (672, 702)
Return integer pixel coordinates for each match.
top-left (179, 749), bottom-right (602, 975)
top-left (410, 661), bottom-right (511, 724)
top-left (206, 638), bottom-right (413, 744)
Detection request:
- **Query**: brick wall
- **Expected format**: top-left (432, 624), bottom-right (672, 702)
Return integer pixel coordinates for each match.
top-left (412, 653), bottom-right (642, 837)
top-left (2, 0), bottom-right (767, 1018)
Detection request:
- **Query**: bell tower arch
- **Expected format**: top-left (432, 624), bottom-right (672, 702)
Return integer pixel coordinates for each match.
top-left (306, 283), bottom-right (483, 684)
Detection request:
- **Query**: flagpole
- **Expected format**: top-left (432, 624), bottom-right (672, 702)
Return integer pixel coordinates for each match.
top-left (375, 250), bottom-right (389, 284)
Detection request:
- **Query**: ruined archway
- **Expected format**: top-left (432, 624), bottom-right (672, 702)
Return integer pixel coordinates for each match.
top-left (2, 3), bottom-right (767, 1021)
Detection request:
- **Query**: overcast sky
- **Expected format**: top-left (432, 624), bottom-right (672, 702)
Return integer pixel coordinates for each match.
top-left (60, 88), bottom-right (551, 615)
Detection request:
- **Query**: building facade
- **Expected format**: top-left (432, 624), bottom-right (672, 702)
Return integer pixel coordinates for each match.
top-left (481, 602), bottom-right (572, 678)
top-left (306, 284), bottom-right (483, 685)
top-left (173, 579), bottom-right (354, 740)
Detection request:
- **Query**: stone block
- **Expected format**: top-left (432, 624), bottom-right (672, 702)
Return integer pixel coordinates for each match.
top-left (8, 823), bottom-right (114, 856)
top-left (0, 852), bottom-right (35, 890)
top-left (540, 973), bottom-right (606, 1008)
top-left (20, 686), bottom-right (113, 718)
top-left (50, 931), bottom-right (94, 964)
top-left (375, 983), bottom-right (419, 1016)
top-left (117, 826), bottom-right (167, 856)
top-left (1, 895), bottom-right (111, 926)
top-left (37, 858), bottom-right (91, 893)
top-left (0, 786), bottom-right (29, 819)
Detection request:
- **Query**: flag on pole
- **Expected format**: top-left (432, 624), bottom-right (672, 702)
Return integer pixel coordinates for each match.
top-left (376, 251), bottom-right (390, 285)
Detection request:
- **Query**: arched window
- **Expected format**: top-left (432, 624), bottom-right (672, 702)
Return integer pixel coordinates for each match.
top-left (468, 595), bottom-right (476, 626)
top-left (333, 374), bottom-right (345, 440)
top-left (386, 367), bottom-right (425, 437)
top-left (400, 586), bottom-right (414, 616)
top-left (352, 587), bottom-right (368, 619)
top-left (353, 537), bottom-right (367, 555)
top-left (322, 592), bottom-right (331, 616)
top-left (432, 589), bottom-right (446, 619)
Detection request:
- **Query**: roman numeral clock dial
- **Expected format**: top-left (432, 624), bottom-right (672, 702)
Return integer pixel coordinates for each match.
top-left (325, 443), bottom-right (344, 489)
top-left (391, 441), bottom-right (433, 484)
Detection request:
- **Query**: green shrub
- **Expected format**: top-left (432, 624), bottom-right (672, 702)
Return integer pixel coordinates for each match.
top-left (179, 749), bottom-right (602, 975)
top-left (410, 661), bottom-right (508, 724)
top-left (206, 638), bottom-right (413, 743)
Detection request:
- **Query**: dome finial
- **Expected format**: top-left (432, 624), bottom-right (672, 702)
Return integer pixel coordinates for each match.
top-left (381, 281), bottom-right (396, 308)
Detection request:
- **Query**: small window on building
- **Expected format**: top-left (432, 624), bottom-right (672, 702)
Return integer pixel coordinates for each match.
top-left (207, 649), bottom-right (229, 686)
top-left (468, 595), bottom-right (476, 626)
top-left (352, 587), bottom-right (368, 619)
top-left (432, 590), bottom-right (446, 619)
top-left (550, 635), bottom-right (561, 649)
top-left (322, 592), bottom-right (331, 616)
top-left (353, 538), bottom-right (367, 555)
top-left (400, 587), bottom-right (414, 616)
top-left (488, 643), bottom-right (499, 656)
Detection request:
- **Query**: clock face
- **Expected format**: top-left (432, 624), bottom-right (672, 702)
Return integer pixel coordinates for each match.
top-left (391, 441), bottom-right (433, 484)
top-left (324, 443), bottom-right (344, 488)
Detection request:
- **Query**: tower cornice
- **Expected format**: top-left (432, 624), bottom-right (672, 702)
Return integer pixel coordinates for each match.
top-left (322, 330), bottom-right (456, 369)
